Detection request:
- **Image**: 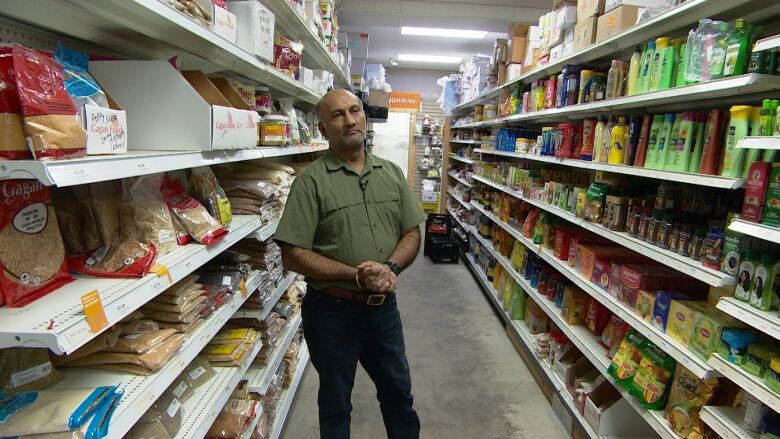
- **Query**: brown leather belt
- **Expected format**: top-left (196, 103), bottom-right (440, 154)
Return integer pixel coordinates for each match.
top-left (318, 286), bottom-right (392, 306)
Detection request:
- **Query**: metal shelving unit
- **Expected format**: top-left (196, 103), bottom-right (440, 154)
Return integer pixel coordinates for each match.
top-left (716, 297), bottom-right (780, 340)
top-left (233, 271), bottom-right (298, 321)
top-left (729, 218), bottom-right (780, 245)
top-left (474, 148), bottom-right (745, 189)
top-left (709, 354), bottom-right (780, 413)
top-left (448, 171), bottom-right (473, 188)
top-left (700, 406), bottom-right (761, 439)
top-left (269, 344), bottom-right (310, 439)
top-left (446, 188), bottom-right (473, 211)
top-left (449, 155), bottom-right (476, 165)
top-left (244, 312), bottom-right (303, 394)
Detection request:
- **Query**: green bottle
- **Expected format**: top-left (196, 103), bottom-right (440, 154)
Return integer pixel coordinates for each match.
top-left (724, 19), bottom-right (750, 77)
top-left (661, 113), bottom-right (682, 170)
top-left (689, 113), bottom-right (706, 173)
top-left (708, 23), bottom-right (731, 80)
top-left (644, 114), bottom-right (665, 168)
top-left (638, 41), bottom-right (656, 94)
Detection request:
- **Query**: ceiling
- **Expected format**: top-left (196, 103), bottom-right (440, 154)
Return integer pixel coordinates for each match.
top-left (339, 0), bottom-right (549, 70)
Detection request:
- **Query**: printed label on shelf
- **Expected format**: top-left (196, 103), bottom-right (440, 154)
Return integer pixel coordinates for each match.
top-left (189, 366), bottom-right (207, 381)
top-left (173, 381), bottom-right (188, 398)
top-left (11, 361), bottom-right (52, 388)
top-left (81, 289), bottom-right (108, 334)
top-left (167, 398), bottom-right (181, 418)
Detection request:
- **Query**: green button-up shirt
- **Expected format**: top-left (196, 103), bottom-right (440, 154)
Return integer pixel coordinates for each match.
top-left (275, 150), bottom-right (426, 292)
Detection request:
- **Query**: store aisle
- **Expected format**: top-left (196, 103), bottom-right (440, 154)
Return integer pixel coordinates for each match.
top-left (282, 255), bottom-right (568, 439)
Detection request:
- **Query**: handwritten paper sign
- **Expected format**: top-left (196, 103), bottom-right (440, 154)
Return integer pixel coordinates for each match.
top-left (85, 106), bottom-right (128, 154)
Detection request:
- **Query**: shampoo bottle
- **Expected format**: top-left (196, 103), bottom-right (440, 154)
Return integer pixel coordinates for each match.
top-left (638, 41), bottom-right (656, 94)
top-left (676, 41), bottom-right (690, 87)
top-left (724, 19), bottom-right (749, 77)
top-left (653, 113), bottom-right (676, 169)
top-left (627, 116), bottom-right (643, 165)
top-left (627, 45), bottom-right (642, 96)
top-left (593, 116), bottom-right (606, 162)
top-left (667, 112), bottom-right (695, 172)
top-left (643, 114), bottom-right (666, 168)
top-left (661, 113), bottom-right (682, 170)
top-left (609, 117), bottom-right (627, 164)
top-left (665, 38), bottom-right (684, 89)
top-left (581, 118), bottom-right (597, 161)
top-left (688, 113), bottom-right (707, 173)
top-left (721, 105), bottom-right (751, 177)
top-left (699, 109), bottom-right (724, 175)
top-left (649, 37), bottom-right (670, 92)
top-left (601, 117), bottom-right (615, 162)
top-left (742, 106), bottom-right (764, 177)
top-left (633, 115), bottom-right (652, 167)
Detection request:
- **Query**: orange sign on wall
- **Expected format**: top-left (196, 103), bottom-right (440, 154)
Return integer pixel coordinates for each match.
top-left (389, 92), bottom-right (421, 112)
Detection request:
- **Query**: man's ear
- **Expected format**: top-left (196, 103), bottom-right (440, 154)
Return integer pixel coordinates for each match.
top-left (318, 122), bottom-right (328, 140)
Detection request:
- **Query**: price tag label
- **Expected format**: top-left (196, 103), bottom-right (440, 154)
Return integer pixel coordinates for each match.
top-left (80, 290), bottom-right (108, 334)
top-left (151, 264), bottom-right (173, 284)
top-left (239, 279), bottom-right (248, 298)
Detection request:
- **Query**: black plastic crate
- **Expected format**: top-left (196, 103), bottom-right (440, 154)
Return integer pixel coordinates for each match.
top-left (424, 214), bottom-right (452, 256)
top-left (427, 236), bottom-right (459, 264)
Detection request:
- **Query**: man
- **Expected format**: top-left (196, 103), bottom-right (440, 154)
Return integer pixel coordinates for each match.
top-left (274, 89), bottom-right (425, 439)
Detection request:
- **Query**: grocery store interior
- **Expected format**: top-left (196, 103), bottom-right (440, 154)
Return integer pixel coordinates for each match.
top-left (1, 0), bottom-right (780, 438)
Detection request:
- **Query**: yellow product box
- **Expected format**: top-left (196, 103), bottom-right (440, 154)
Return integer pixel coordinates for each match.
top-left (666, 301), bottom-right (704, 347)
top-left (690, 306), bottom-right (741, 360)
top-left (562, 286), bottom-right (588, 325)
top-left (634, 290), bottom-right (657, 323)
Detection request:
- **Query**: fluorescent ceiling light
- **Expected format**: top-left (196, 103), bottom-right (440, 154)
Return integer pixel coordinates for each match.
top-left (401, 26), bottom-right (488, 39)
top-left (397, 54), bottom-right (462, 63)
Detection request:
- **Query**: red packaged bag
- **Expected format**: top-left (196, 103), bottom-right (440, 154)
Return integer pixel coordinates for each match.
top-left (0, 180), bottom-right (74, 307)
top-left (160, 176), bottom-right (227, 246)
top-left (0, 46), bottom-right (29, 159)
top-left (12, 45), bottom-right (86, 160)
top-left (68, 242), bottom-right (157, 278)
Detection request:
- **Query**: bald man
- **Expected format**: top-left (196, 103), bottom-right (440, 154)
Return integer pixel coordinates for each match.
top-left (275, 89), bottom-right (425, 438)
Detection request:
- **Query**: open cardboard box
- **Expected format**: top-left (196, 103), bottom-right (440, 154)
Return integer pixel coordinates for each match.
top-left (83, 86), bottom-right (128, 155)
top-left (89, 60), bottom-right (258, 151)
top-left (584, 382), bottom-right (655, 436)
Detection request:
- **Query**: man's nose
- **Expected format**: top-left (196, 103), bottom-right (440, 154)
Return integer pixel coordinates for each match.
top-left (344, 110), bottom-right (357, 127)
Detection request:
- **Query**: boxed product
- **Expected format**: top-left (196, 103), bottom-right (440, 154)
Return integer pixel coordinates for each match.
top-left (507, 63), bottom-right (524, 81)
top-left (742, 162), bottom-right (771, 222)
top-left (591, 257), bottom-right (614, 291)
top-left (508, 22), bottom-right (530, 38)
top-left (573, 16), bottom-right (598, 51)
top-left (212, 4), bottom-right (237, 43)
top-left (666, 300), bottom-right (704, 347)
top-left (562, 286), bottom-right (588, 325)
top-left (577, 0), bottom-right (605, 18)
top-left (619, 264), bottom-right (690, 308)
top-left (274, 33), bottom-right (303, 79)
top-left (585, 297), bottom-right (611, 336)
top-left (651, 291), bottom-right (692, 332)
top-left (634, 290), bottom-right (656, 322)
top-left (227, 1), bottom-right (275, 62)
top-left (90, 61), bottom-right (259, 151)
top-left (690, 306), bottom-right (741, 360)
top-left (718, 328), bottom-right (759, 364)
top-left (508, 36), bottom-right (527, 64)
top-left (764, 163), bottom-right (780, 226)
top-left (595, 5), bottom-right (639, 43)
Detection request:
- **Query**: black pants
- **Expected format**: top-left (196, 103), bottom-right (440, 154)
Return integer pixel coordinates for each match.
top-left (302, 290), bottom-right (420, 439)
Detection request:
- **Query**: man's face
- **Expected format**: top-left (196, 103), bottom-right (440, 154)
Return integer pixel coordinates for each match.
top-left (318, 90), bottom-right (366, 149)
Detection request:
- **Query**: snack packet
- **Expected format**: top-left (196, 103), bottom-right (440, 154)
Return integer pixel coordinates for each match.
top-left (0, 46), bottom-right (28, 159)
top-left (161, 176), bottom-right (227, 245)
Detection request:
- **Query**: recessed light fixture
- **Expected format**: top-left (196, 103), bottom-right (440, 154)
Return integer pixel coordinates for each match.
top-left (401, 26), bottom-right (488, 39)
top-left (397, 54), bottom-right (462, 63)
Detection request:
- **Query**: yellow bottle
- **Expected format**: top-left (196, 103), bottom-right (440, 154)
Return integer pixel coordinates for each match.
top-left (649, 37), bottom-right (671, 92)
top-left (593, 116), bottom-right (606, 162)
top-left (609, 117), bottom-right (627, 164)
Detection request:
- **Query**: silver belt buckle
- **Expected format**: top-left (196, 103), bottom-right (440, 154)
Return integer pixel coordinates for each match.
top-left (366, 294), bottom-right (386, 306)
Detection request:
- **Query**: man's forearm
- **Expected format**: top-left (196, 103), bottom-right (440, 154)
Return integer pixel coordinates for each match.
top-left (388, 227), bottom-right (421, 269)
top-left (282, 244), bottom-right (356, 282)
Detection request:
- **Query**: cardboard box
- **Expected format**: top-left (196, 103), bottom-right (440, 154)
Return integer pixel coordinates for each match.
top-left (367, 90), bottom-right (389, 107)
top-left (508, 36), bottom-right (528, 64)
top-left (497, 63), bottom-right (508, 85)
top-left (213, 6), bottom-right (237, 43)
top-left (90, 60), bottom-right (258, 151)
top-left (209, 77), bottom-right (252, 110)
top-left (508, 22), bottom-right (530, 38)
top-left (596, 5), bottom-right (639, 42)
top-left (555, 5), bottom-right (578, 31)
top-left (742, 162), bottom-right (771, 222)
top-left (667, 300), bottom-right (704, 347)
top-left (577, 0), bottom-right (605, 18)
top-left (635, 290), bottom-right (657, 322)
top-left (651, 291), bottom-right (691, 332)
top-left (573, 16), bottom-right (598, 51)
top-left (584, 382), bottom-right (655, 435)
top-left (507, 63), bottom-right (524, 81)
top-left (228, 80), bottom-right (255, 108)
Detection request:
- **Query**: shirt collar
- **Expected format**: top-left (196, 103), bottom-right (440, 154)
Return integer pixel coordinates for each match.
top-left (324, 149), bottom-right (383, 174)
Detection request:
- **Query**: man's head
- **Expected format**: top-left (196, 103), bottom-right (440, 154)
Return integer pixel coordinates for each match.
top-left (317, 89), bottom-right (366, 151)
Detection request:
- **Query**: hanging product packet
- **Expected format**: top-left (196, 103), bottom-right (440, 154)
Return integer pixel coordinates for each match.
top-left (161, 176), bottom-right (227, 245)
top-left (0, 386), bottom-right (117, 436)
top-left (12, 45), bottom-right (86, 160)
top-left (189, 166), bottom-right (232, 227)
top-left (53, 42), bottom-right (109, 127)
top-left (0, 46), bottom-right (29, 159)
top-left (607, 330), bottom-right (646, 388)
top-left (629, 338), bottom-right (677, 410)
top-left (125, 174), bottom-right (178, 256)
top-left (0, 180), bottom-right (73, 307)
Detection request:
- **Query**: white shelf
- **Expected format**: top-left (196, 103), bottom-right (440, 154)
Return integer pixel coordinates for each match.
top-left (471, 174), bottom-right (735, 288)
top-left (261, 0), bottom-right (349, 88)
top-left (53, 271), bottom-right (260, 438)
top-left (233, 271), bottom-right (298, 321)
top-left (455, 74), bottom-right (780, 128)
top-left (471, 200), bottom-right (717, 379)
top-left (0, 215), bottom-right (262, 354)
top-left (736, 136), bottom-right (780, 150)
top-left (448, 171), bottom-right (473, 188)
top-left (0, 145), bottom-right (328, 187)
top-left (463, 253), bottom-right (510, 326)
top-left (709, 353), bottom-right (780, 413)
top-left (174, 337), bottom-right (265, 439)
top-left (240, 408), bottom-right (263, 439)
top-left (474, 148), bottom-right (746, 190)
top-left (716, 297), bottom-right (780, 340)
top-left (449, 155), bottom-right (476, 165)
top-left (450, 139), bottom-right (481, 144)
top-left (269, 344), bottom-right (310, 439)
top-left (244, 311), bottom-right (303, 394)
top-left (446, 207), bottom-right (472, 233)
top-left (754, 34), bottom-right (780, 53)
top-left (446, 188), bottom-right (473, 211)
top-left (478, 217), bottom-right (674, 438)
top-left (249, 218), bottom-right (281, 243)
top-left (452, 0), bottom-right (773, 111)
top-left (1, 0), bottom-right (323, 105)
top-left (700, 406), bottom-right (760, 439)
top-left (729, 218), bottom-right (780, 245)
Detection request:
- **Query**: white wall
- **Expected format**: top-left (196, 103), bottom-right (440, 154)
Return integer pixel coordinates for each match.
top-left (385, 68), bottom-right (453, 99)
